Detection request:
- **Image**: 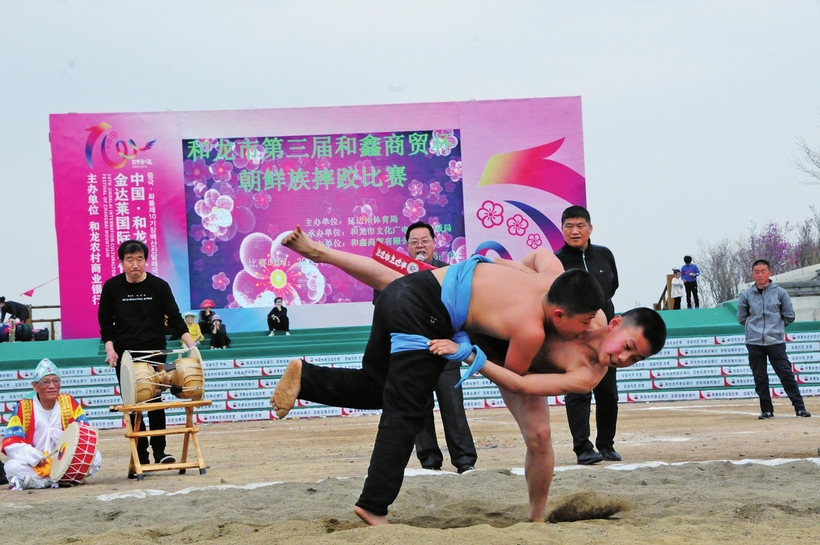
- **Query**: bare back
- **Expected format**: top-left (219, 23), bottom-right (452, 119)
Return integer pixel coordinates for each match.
top-left (432, 263), bottom-right (557, 375)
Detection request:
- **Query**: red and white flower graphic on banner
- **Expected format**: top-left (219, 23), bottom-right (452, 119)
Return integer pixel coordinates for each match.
top-left (507, 214), bottom-right (529, 236)
top-left (476, 200), bottom-right (504, 229)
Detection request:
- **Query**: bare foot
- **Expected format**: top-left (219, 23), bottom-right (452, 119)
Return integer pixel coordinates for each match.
top-left (354, 505), bottom-right (388, 526)
top-left (271, 358), bottom-right (302, 418)
top-left (282, 225), bottom-right (326, 262)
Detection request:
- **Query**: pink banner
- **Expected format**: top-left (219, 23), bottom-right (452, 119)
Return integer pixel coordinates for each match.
top-left (50, 98), bottom-right (585, 339)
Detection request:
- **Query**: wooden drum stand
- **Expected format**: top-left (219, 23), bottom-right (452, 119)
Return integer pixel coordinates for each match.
top-left (111, 348), bottom-right (211, 481)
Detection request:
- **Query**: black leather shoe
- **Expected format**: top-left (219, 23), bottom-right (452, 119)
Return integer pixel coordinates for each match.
top-left (599, 447), bottom-right (622, 461)
top-left (796, 409), bottom-right (812, 417)
top-left (576, 450), bottom-right (604, 465)
top-left (457, 465), bottom-right (476, 474)
top-left (758, 411), bottom-right (774, 419)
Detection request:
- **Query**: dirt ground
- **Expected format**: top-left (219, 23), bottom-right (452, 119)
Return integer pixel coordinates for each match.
top-left (2, 398), bottom-right (819, 544)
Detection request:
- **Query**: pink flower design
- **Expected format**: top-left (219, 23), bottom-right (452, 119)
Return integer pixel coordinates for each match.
top-left (253, 191), bottom-right (272, 210)
top-left (211, 271), bottom-right (230, 291)
top-left (195, 188), bottom-right (235, 239)
top-left (192, 181), bottom-right (208, 198)
top-left (477, 200), bottom-right (504, 228)
top-left (233, 140), bottom-right (265, 171)
top-left (184, 158), bottom-right (211, 186)
top-left (435, 230), bottom-right (452, 249)
top-left (403, 198), bottom-right (426, 223)
top-left (445, 160), bottom-right (462, 182)
top-left (507, 214), bottom-right (529, 236)
top-left (527, 233), bottom-right (543, 249)
top-left (353, 198), bottom-right (378, 222)
top-left (445, 181), bottom-right (456, 193)
top-left (232, 232), bottom-right (326, 307)
top-left (428, 181), bottom-right (443, 196)
top-left (201, 238), bottom-right (218, 257)
top-left (408, 179), bottom-right (425, 197)
top-left (210, 159), bottom-right (234, 182)
top-left (429, 130), bottom-right (458, 157)
top-left (189, 224), bottom-right (205, 242)
top-left (446, 237), bottom-right (467, 264)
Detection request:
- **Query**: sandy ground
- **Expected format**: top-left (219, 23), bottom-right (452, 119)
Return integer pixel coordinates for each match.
top-left (2, 398), bottom-right (820, 544)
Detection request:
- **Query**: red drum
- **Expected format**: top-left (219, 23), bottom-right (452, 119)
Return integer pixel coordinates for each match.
top-left (50, 422), bottom-right (99, 485)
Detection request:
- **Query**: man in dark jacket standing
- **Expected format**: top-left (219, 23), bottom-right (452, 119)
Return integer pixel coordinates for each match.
top-left (554, 205), bottom-right (621, 465)
top-left (737, 259), bottom-right (810, 419)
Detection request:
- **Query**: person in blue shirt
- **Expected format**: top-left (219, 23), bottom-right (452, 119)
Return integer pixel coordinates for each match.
top-left (681, 255), bottom-right (700, 309)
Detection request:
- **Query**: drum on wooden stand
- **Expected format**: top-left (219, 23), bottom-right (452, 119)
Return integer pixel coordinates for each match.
top-left (120, 351), bottom-right (162, 405)
top-left (161, 346), bottom-right (204, 401)
top-left (120, 347), bottom-right (205, 405)
top-left (50, 422), bottom-right (99, 485)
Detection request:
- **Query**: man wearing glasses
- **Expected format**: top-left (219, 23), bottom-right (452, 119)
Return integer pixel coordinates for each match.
top-left (378, 221), bottom-right (478, 474)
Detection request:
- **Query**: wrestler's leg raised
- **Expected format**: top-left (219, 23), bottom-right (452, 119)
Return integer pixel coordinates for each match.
top-left (283, 225), bottom-right (401, 291)
top-left (271, 358), bottom-right (302, 419)
top-left (500, 386), bottom-right (553, 522)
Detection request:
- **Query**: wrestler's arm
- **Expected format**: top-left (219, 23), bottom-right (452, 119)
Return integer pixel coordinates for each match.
top-left (480, 360), bottom-right (600, 396)
top-left (504, 329), bottom-right (544, 375)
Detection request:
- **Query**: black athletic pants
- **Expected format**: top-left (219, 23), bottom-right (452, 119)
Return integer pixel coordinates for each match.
top-left (298, 272), bottom-right (452, 516)
top-left (565, 366), bottom-right (619, 454)
top-left (414, 359), bottom-right (477, 470)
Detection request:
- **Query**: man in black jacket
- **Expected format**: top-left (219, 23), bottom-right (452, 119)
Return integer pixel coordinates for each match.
top-left (554, 205), bottom-right (621, 465)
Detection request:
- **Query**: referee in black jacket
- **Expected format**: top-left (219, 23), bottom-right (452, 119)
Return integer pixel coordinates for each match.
top-left (554, 205), bottom-right (621, 465)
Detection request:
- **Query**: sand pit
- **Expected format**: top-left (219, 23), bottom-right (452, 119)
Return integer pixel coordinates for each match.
top-left (2, 399), bottom-right (819, 544)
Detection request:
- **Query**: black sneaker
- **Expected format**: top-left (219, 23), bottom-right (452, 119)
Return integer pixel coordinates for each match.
top-left (421, 465), bottom-right (441, 471)
top-left (157, 454), bottom-right (176, 464)
top-left (796, 409), bottom-right (812, 418)
top-left (457, 465), bottom-right (476, 474)
top-left (758, 411), bottom-right (774, 419)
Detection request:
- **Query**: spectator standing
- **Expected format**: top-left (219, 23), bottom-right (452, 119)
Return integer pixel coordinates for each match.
top-left (554, 205), bottom-right (621, 465)
top-left (670, 269), bottom-right (685, 310)
top-left (98, 240), bottom-right (194, 467)
top-left (267, 297), bottom-right (290, 336)
top-left (737, 259), bottom-right (811, 419)
top-left (392, 221), bottom-right (477, 473)
top-left (681, 256), bottom-right (700, 308)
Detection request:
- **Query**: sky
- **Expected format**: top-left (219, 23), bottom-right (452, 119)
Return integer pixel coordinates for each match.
top-left (1, 0), bottom-right (819, 321)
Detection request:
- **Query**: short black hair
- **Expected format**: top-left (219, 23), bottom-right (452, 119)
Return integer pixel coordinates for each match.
top-left (561, 205), bottom-right (591, 225)
top-left (405, 221), bottom-right (435, 242)
top-left (620, 307), bottom-right (667, 355)
top-left (683, 255), bottom-right (692, 264)
top-left (546, 269), bottom-right (604, 316)
top-left (752, 259), bottom-right (770, 270)
top-left (275, 297), bottom-right (283, 303)
top-left (118, 240), bottom-right (149, 261)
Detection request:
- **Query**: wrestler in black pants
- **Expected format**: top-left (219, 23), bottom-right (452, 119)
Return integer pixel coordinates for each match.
top-left (115, 349), bottom-right (168, 461)
top-left (298, 271), bottom-right (452, 516)
top-left (414, 359), bottom-right (477, 470)
top-left (565, 366), bottom-right (618, 454)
